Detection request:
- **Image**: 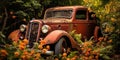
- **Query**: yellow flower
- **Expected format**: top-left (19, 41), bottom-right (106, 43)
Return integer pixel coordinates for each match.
top-left (111, 17), bottom-right (116, 22)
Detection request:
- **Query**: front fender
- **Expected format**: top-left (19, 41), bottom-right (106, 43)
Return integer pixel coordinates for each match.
top-left (43, 30), bottom-right (80, 49)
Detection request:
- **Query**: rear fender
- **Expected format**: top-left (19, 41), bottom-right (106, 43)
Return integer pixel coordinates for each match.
top-left (43, 30), bottom-right (80, 49)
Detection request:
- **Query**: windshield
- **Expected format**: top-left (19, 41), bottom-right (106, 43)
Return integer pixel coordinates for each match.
top-left (45, 10), bottom-right (73, 19)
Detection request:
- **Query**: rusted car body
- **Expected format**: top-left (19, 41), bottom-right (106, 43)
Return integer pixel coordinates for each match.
top-left (9, 6), bottom-right (99, 55)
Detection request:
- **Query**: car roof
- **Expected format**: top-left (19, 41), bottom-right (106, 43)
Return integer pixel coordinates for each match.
top-left (46, 6), bottom-right (88, 11)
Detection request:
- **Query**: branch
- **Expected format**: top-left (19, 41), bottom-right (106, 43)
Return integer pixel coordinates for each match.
top-left (1, 7), bottom-right (8, 32)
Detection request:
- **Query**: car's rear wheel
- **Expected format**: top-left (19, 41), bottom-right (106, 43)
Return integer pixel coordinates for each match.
top-left (54, 37), bottom-right (69, 55)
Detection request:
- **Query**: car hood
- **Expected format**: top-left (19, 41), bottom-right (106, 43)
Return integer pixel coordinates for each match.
top-left (42, 18), bottom-right (72, 23)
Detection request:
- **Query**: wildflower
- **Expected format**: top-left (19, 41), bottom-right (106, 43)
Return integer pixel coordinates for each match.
top-left (66, 58), bottom-right (70, 60)
top-left (111, 17), bottom-right (116, 22)
top-left (71, 57), bottom-right (77, 60)
top-left (95, 55), bottom-right (99, 59)
top-left (21, 55), bottom-right (26, 60)
top-left (14, 51), bottom-right (20, 57)
top-left (18, 44), bottom-right (25, 50)
top-left (40, 40), bottom-right (46, 45)
top-left (30, 49), bottom-right (35, 56)
top-left (85, 51), bottom-right (90, 56)
top-left (18, 41), bottom-right (26, 50)
top-left (38, 44), bottom-right (43, 49)
top-left (42, 48), bottom-right (47, 54)
top-left (23, 50), bottom-right (28, 55)
top-left (0, 49), bottom-right (8, 57)
top-left (87, 48), bottom-right (92, 52)
top-left (62, 52), bottom-right (67, 57)
top-left (23, 39), bottom-right (29, 45)
top-left (46, 45), bottom-right (50, 50)
top-left (108, 39), bottom-right (112, 43)
top-left (35, 53), bottom-right (41, 58)
top-left (81, 47), bottom-right (84, 51)
top-left (54, 57), bottom-right (59, 60)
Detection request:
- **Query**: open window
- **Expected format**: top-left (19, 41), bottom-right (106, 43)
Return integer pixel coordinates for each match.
top-left (76, 10), bottom-right (87, 20)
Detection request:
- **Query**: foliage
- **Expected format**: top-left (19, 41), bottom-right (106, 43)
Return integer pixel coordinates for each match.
top-left (82, 0), bottom-right (120, 54)
top-left (0, 39), bottom-right (49, 60)
top-left (69, 31), bottom-right (113, 60)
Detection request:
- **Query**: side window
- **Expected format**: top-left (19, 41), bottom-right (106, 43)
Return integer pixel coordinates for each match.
top-left (76, 10), bottom-right (86, 20)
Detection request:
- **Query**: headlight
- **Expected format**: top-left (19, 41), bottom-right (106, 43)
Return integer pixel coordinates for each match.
top-left (42, 25), bottom-right (50, 33)
top-left (20, 24), bottom-right (26, 32)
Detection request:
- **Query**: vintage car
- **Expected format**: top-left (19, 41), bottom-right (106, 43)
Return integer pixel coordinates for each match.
top-left (8, 6), bottom-right (100, 55)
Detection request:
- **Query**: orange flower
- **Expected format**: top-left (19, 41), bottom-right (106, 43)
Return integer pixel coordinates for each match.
top-left (62, 53), bottom-right (67, 57)
top-left (85, 51), bottom-right (90, 56)
top-left (23, 50), bottom-right (28, 55)
top-left (83, 41), bottom-right (92, 47)
top-left (95, 55), bottom-right (99, 59)
top-left (18, 44), bottom-right (25, 50)
top-left (46, 45), bottom-right (50, 50)
top-left (42, 48), bottom-right (47, 54)
top-left (66, 58), bottom-right (70, 60)
top-left (14, 51), bottom-right (20, 57)
top-left (35, 53), bottom-right (41, 58)
top-left (0, 49), bottom-right (8, 57)
top-left (87, 48), bottom-right (92, 52)
top-left (23, 39), bottom-right (29, 45)
top-left (38, 44), bottom-right (43, 49)
top-left (108, 39), bottom-right (112, 43)
top-left (19, 41), bottom-right (26, 46)
top-left (30, 50), bottom-right (35, 56)
top-left (21, 55), bottom-right (26, 60)
top-left (98, 37), bottom-right (104, 42)
top-left (81, 47), bottom-right (84, 51)
top-left (40, 40), bottom-right (46, 45)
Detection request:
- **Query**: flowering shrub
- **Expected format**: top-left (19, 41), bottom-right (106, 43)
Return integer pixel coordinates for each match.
top-left (0, 39), bottom-right (49, 60)
top-left (68, 31), bottom-right (113, 60)
top-left (0, 31), bottom-right (114, 60)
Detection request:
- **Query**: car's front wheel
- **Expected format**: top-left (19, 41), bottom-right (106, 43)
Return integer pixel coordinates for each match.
top-left (54, 37), bottom-right (69, 55)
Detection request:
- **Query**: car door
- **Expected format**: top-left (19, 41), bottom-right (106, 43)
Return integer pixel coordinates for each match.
top-left (73, 9), bottom-right (89, 39)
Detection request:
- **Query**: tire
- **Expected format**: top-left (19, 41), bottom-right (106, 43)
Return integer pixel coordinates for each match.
top-left (54, 37), bottom-right (68, 55)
